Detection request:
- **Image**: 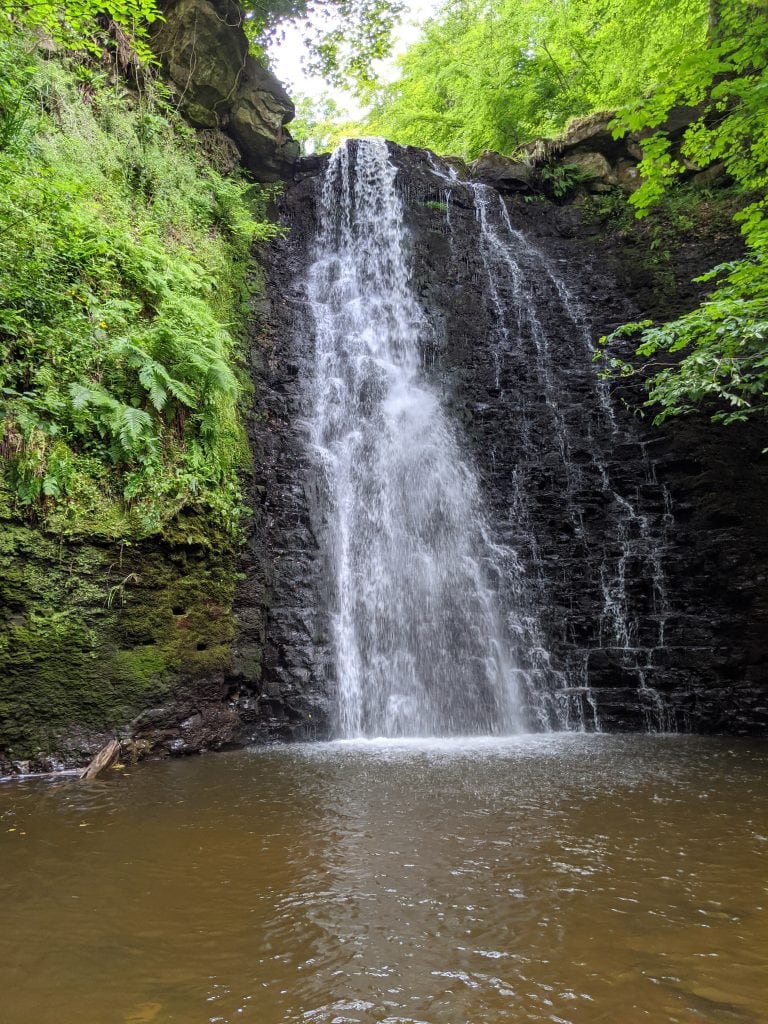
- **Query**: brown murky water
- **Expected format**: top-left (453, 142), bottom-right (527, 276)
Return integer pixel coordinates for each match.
top-left (1, 735), bottom-right (767, 1024)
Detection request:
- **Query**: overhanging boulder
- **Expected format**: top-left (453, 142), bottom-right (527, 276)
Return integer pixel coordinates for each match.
top-left (151, 0), bottom-right (298, 180)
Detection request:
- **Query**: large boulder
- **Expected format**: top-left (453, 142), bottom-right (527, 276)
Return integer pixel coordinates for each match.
top-left (151, 0), bottom-right (298, 180)
top-left (506, 106), bottom-right (724, 197)
top-left (443, 155), bottom-right (470, 179)
top-left (563, 150), bottom-right (617, 188)
top-left (150, 0), bottom-right (248, 128)
top-left (229, 57), bottom-right (300, 178)
top-left (508, 111), bottom-right (643, 193)
top-left (544, 112), bottom-right (639, 190)
top-left (468, 151), bottom-right (535, 192)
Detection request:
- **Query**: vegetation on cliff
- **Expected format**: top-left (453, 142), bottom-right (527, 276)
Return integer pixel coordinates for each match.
top-left (0, 25), bottom-right (278, 542)
top-left (599, 1), bottom-right (768, 426)
top-left (0, 0), bottom-right (159, 55)
top-left (0, 6), bottom-right (280, 765)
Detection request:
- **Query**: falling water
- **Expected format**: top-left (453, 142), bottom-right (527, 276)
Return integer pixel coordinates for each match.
top-left (426, 156), bottom-right (674, 733)
top-left (307, 138), bottom-right (527, 738)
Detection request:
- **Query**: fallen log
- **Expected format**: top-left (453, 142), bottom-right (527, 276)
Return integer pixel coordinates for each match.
top-left (79, 738), bottom-right (121, 781)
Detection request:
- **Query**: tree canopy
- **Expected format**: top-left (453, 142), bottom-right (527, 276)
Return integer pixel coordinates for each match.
top-left (362, 0), bottom-right (709, 156)
top-left (243, 0), bottom-right (404, 86)
top-left (600, 0), bottom-right (768, 426)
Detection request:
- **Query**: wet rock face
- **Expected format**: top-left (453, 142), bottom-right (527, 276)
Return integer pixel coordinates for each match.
top-left (150, 0), bottom-right (298, 180)
top-left (235, 176), bottom-right (335, 741)
top-left (469, 151), bottom-right (534, 192)
top-left (260, 142), bottom-right (768, 736)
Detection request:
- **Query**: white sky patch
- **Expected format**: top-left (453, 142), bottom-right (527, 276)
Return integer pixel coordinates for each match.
top-left (268, 0), bottom-right (440, 118)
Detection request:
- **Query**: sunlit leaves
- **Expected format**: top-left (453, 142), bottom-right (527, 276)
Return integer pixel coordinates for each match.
top-left (601, 254), bottom-right (768, 424)
top-left (362, 0), bottom-right (708, 157)
top-left (604, 0), bottom-right (768, 427)
top-left (0, 0), bottom-right (160, 61)
top-left (243, 0), bottom-right (403, 87)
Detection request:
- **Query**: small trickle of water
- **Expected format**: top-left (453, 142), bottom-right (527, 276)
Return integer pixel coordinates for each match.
top-left (307, 138), bottom-right (526, 738)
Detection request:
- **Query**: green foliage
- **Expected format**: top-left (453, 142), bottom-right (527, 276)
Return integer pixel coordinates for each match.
top-left (0, 32), bottom-right (279, 540)
top-left (600, 0), bottom-right (768, 426)
top-left (245, 0), bottom-right (403, 87)
top-left (614, 2), bottom-right (768, 226)
top-left (536, 162), bottom-right (595, 199)
top-left (288, 91), bottom-right (358, 154)
top-left (600, 252), bottom-right (768, 425)
top-left (586, 183), bottom-right (737, 304)
top-left (0, 0), bottom-right (160, 60)
top-left (361, 0), bottom-right (708, 158)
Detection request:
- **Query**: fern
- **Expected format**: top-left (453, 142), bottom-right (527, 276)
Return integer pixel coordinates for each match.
top-left (204, 358), bottom-right (239, 398)
top-left (69, 383), bottom-right (157, 461)
top-left (0, 33), bottom-right (262, 538)
top-left (116, 405), bottom-right (155, 453)
top-left (141, 365), bottom-right (168, 412)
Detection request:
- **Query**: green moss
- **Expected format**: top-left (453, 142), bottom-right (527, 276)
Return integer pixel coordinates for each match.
top-left (0, 516), bottom-right (239, 762)
top-left (111, 646), bottom-right (170, 686)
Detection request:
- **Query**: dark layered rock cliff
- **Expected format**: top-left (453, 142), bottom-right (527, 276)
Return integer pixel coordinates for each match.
top-left (255, 142), bottom-right (768, 736)
top-left (3, 136), bottom-right (766, 775)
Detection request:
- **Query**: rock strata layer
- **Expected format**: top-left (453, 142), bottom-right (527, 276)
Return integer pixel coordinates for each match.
top-left (470, 108), bottom-right (726, 195)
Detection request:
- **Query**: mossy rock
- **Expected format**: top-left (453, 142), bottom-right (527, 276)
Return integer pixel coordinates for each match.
top-left (0, 518), bottom-right (242, 768)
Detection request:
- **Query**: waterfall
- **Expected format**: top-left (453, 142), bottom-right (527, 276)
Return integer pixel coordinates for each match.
top-left (465, 188), bottom-right (673, 731)
top-left (299, 137), bottom-right (675, 738)
top-left (306, 138), bottom-right (527, 738)
top-left (423, 152), bottom-right (674, 733)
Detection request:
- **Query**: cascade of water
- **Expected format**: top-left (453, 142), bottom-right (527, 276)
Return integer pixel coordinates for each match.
top-left (491, 206), bottom-right (673, 691)
top-left (423, 157), bottom-right (674, 733)
top-left (510, 228), bottom-right (675, 733)
top-left (307, 138), bottom-right (528, 738)
top-left (462, 182), bottom-right (602, 730)
top-left (427, 157), bottom-right (569, 732)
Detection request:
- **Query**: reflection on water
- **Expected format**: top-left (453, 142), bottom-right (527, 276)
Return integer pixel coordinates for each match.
top-left (1, 735), bottom-right (767, 1024)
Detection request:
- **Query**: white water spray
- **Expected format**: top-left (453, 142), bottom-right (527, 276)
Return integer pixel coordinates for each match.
top-left (307, 139), bottom-right (527, 738)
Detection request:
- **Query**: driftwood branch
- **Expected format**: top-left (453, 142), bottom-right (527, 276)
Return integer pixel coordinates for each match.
top-left (80, 738), bottom-right (121, 780)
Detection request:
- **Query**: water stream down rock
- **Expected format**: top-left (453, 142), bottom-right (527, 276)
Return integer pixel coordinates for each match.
top-left (306, 138), bottom-right (526, 737)
top-left (251, 137), bottom-right (768, 740)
